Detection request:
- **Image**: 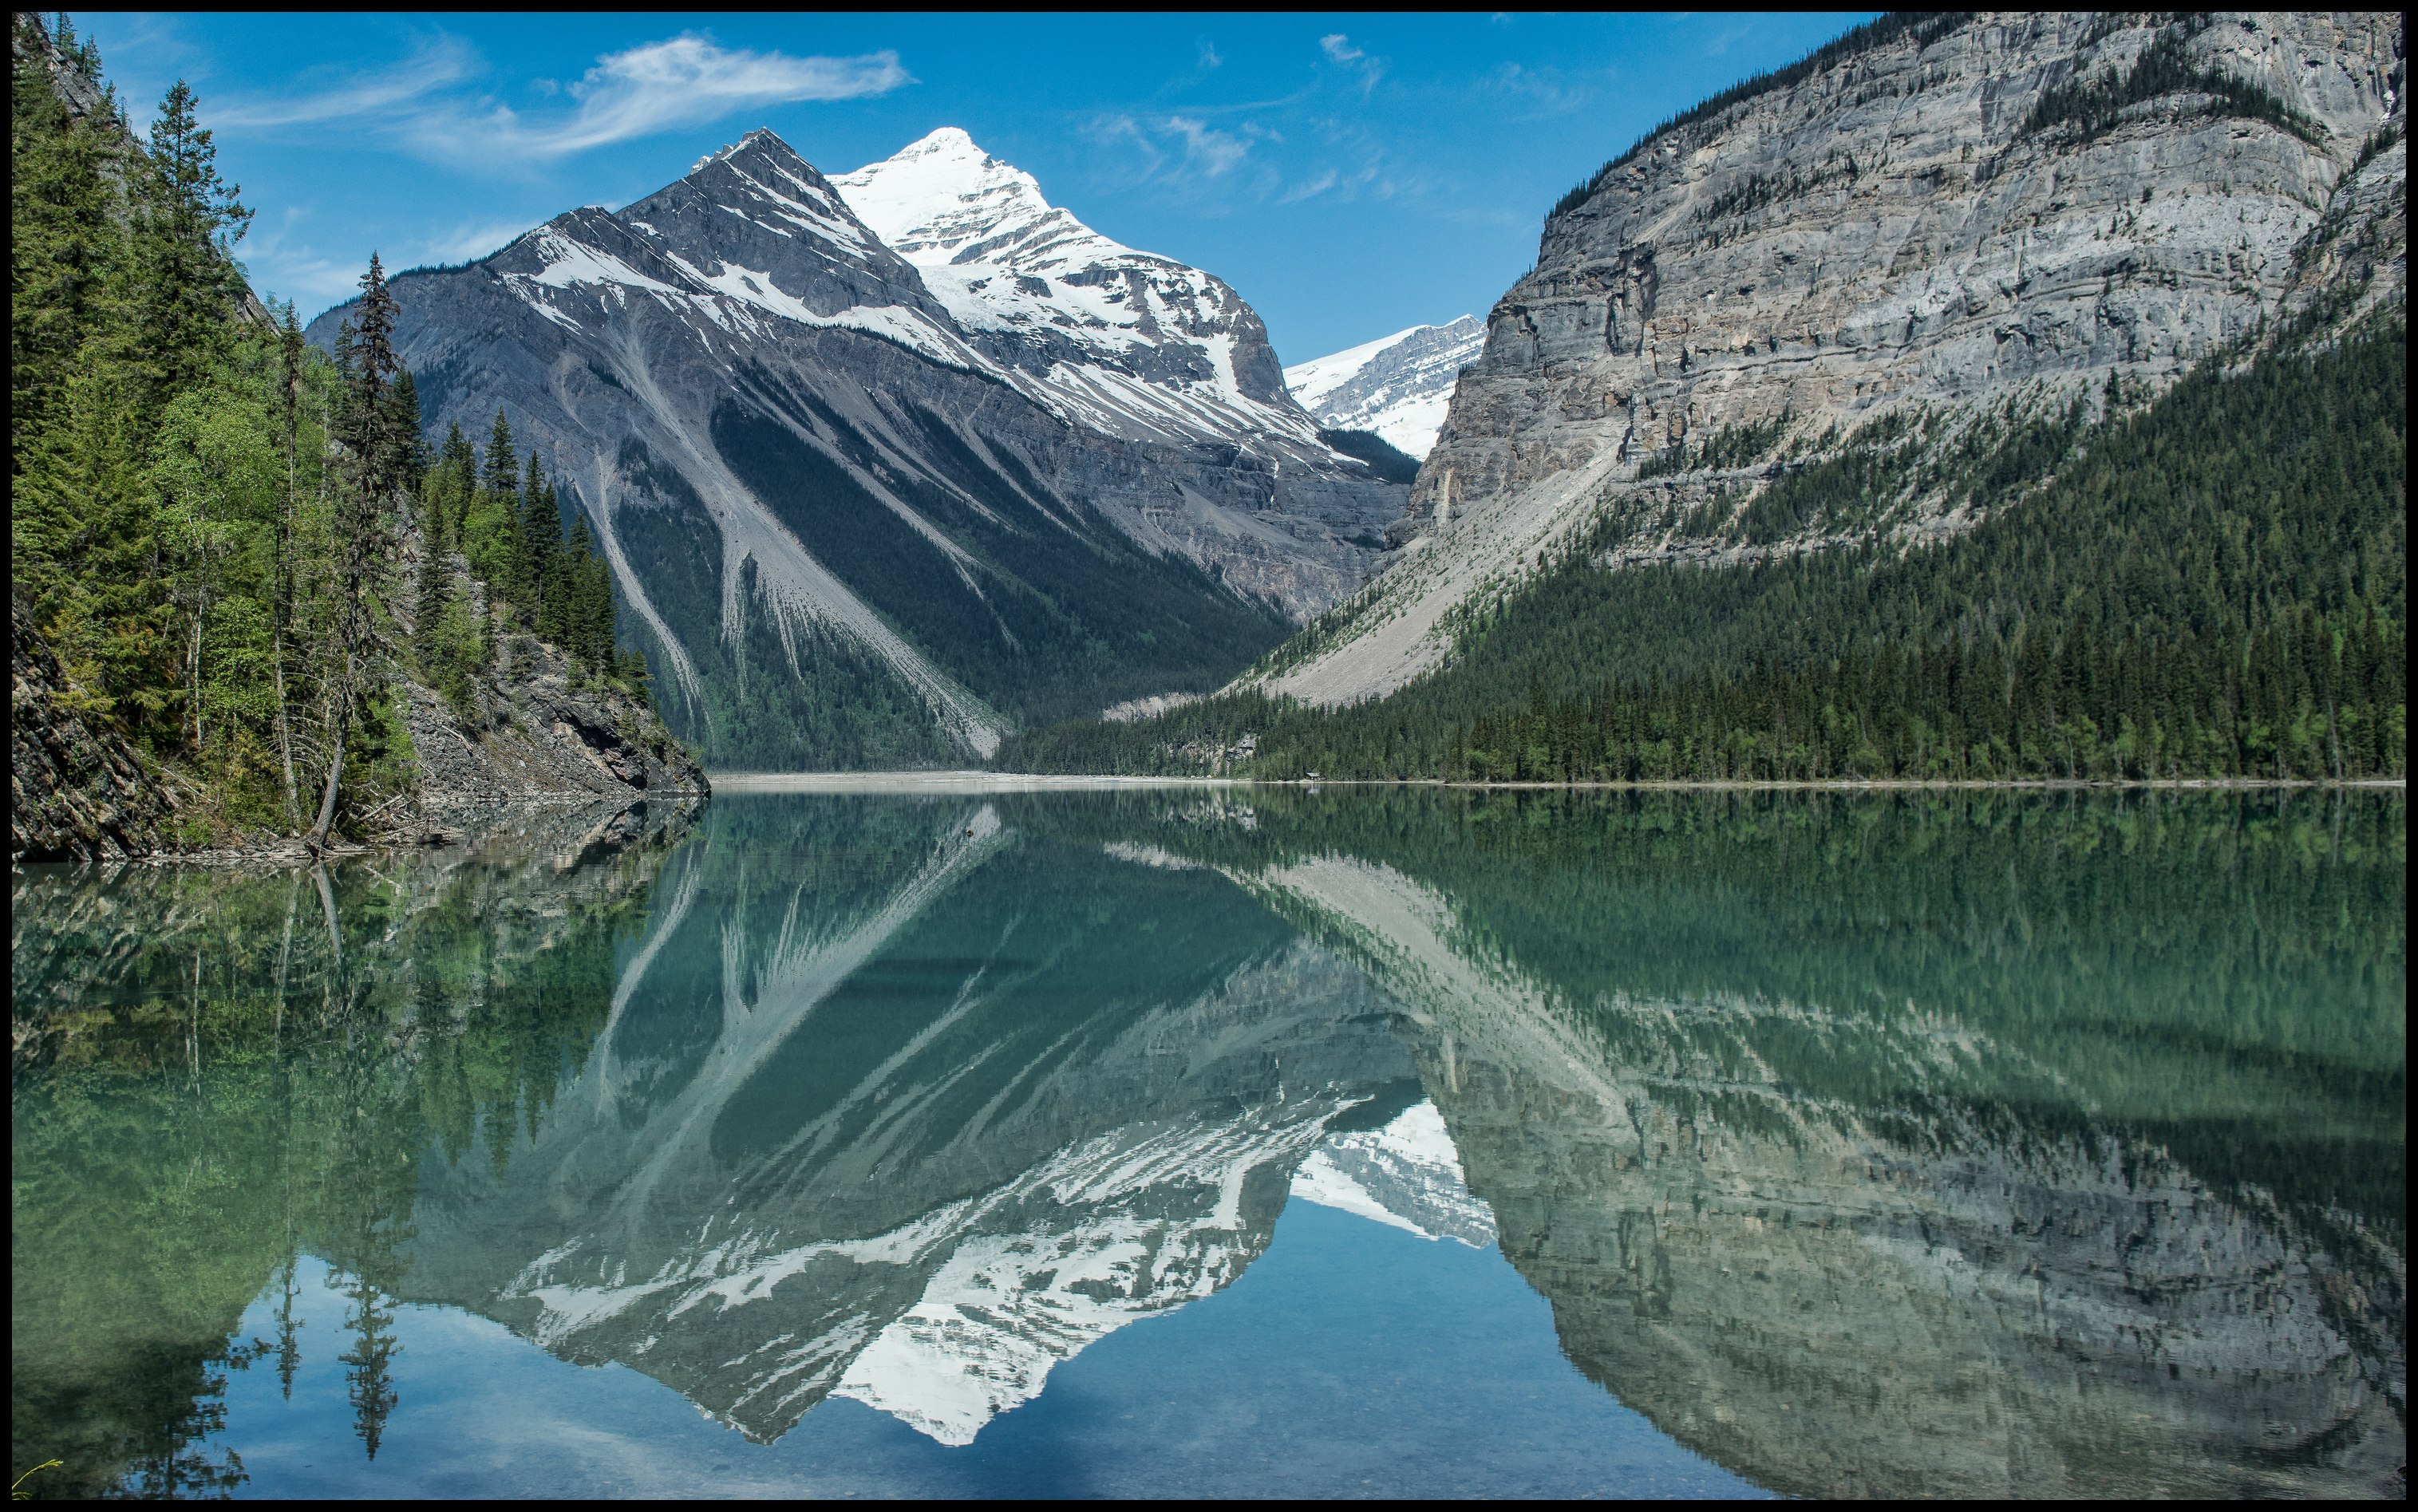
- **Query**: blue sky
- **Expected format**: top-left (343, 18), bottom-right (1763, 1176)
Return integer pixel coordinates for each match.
top-left (80, 11), bottom-right (1873, 365)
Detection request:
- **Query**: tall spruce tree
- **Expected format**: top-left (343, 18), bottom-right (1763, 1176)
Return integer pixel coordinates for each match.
top-left (271, 303), bottom-right (304, 824)
top-left (308, 253), bottom-right (404, 850)
top-left (133, 80), bottom-right (249, 404)
top-left (520, 450), bottom-right (555, 634)
top-left (476, 409), bottom-right (520, 609)
top-left (10, 15), bottom-right (123, 461)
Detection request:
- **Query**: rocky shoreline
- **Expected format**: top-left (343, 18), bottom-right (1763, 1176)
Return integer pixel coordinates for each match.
top-left (13, 596), bottom-right (707, 867)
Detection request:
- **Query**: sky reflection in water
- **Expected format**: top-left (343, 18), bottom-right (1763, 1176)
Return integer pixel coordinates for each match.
top-left (11, 788), bottom-right (2405, 1499)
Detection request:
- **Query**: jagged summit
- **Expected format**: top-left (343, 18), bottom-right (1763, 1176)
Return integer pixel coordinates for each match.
top-left (835, 126), bottom-right (1128, 271)
top-left (835, 128), bottom-right (1329, 452)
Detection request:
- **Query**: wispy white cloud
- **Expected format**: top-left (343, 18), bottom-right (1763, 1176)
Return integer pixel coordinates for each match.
top-left (1088, 111), bottom-right (1274, 188)
top-left (1084, 112), bottom-right (1165, 172)
top-left (213, 31), bottom-right (910, 169)
top-left (1278, 168), bottom-right (1337, 203)
top-left (1486, 61), bottom-right (1592, 116)
top-left (1317, 32), bottom-right (1386, 97)
top-left (431, 34), bottom-right (910, 160)
top-left (1160, 115), bottom-right (1253, 178)
top-left (211, 35), bottom-right (476, 128)
top-left (411, 218), bottom-right (535, 266)
top-left (1197, 40), bottom-right (1223, 69)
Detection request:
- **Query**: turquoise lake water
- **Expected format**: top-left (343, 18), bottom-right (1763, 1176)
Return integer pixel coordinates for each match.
top-left (12, 788), bottom-right (2405, 1498)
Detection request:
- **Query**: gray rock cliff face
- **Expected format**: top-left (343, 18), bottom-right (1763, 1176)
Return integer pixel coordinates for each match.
top-left (11, 596), bottom-right (176, 863)
top-left (313, 132), bottom-right (1404, 767)
top-left (1265, 11), bottom-right (2406, 705)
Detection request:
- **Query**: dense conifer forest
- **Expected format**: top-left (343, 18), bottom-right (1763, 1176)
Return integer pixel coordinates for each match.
top-left (11, 16), bottom-right (653, 843)
top-left (998, 306), bottom-right (2406, 783)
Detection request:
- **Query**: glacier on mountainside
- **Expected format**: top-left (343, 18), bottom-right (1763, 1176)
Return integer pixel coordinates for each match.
top-left (1286, 316), bottom-right (1485, 460)
top-left (834, 128), bottom-right (1345, 460)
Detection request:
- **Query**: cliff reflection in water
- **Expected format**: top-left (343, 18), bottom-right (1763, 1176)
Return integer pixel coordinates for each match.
top-left (10, 789), bottom-right (2404, 1498)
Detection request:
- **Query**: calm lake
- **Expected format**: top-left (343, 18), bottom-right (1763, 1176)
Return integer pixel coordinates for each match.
top-left (11, 788), bottom-right (2406, 1499)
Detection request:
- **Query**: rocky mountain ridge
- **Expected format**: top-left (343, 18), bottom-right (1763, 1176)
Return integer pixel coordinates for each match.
top-left (1262, 11), bottom-right (2406, 707)
top-left (322, 130), bottom-right (1405, 768)
top-left (834, 128), bottom-right (1333, 458)
top-left (1285, 315), bottom-right (1486, 460)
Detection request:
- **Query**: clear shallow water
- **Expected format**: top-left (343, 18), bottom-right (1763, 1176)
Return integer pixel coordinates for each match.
top-left (12, 789), bottom-right (2406, 1499)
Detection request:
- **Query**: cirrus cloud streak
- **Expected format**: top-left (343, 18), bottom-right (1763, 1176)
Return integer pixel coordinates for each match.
top-left (216, 32), bottom-right (910, 170)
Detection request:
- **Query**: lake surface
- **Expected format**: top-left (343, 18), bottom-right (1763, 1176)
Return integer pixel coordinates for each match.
top-left (12, 789), bottom-right (2406, 1499)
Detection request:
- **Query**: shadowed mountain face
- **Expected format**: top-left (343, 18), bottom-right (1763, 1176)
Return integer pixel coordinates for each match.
top-left (306, 132), bottom-right (1406, 768)
top-left (12, 789), bottom-right (2403, 1495)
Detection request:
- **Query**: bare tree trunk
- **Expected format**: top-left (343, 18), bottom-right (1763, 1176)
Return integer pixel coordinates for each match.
top-left (307, 651), bottom-right (354, 851)
top-left (190, 605), bottom-right (204, 754)
top-left (272, 623), bottom-right (300, 828)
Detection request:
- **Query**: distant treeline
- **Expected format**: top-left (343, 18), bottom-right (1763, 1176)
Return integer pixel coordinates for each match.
top-left (998, 312), bottom-right (2404, 783)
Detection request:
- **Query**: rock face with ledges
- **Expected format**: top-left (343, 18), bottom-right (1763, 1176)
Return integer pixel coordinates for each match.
top-left (1265, 12), bottom-right (2405, 706)
top-left (10, 597), bottom-right (175, 863)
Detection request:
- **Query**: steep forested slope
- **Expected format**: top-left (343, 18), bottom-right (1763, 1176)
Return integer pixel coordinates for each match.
top-left (11, 15), bottom-right (689, 859)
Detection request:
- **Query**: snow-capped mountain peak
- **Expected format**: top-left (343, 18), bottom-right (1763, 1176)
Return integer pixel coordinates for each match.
top-left (834, 126), bottom-right (1127, 274)
top-left (1286, 315), bottom-right (1486, 460)
top-left (1289, 1099), bottom-right (1497, 1246)
top-left (833, 128), bottom-right (1329, 454)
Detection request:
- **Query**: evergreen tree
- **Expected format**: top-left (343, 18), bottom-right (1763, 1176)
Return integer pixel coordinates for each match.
top-left (132, 80), bottom-right (249, 403)
top-left (10, 15), bottom-right (123, 460)
top-left (468, 409), bottom-right (520, 602)
top-left (307, 254), bottom-right (405, 850)
top-left (520, 449), bottom-right (555, 634)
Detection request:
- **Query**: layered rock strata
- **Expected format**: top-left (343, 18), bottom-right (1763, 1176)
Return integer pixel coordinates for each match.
top-left (11, 597), bottom-right (176, 863)
top-left (1266, 12), bottom-right (2406, 705)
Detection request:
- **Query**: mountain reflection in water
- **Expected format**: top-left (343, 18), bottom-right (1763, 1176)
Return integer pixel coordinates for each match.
top-left (11, 790), bottom-right (2405, 1499)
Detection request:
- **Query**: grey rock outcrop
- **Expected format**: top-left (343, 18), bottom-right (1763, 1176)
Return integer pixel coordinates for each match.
top-left (1264, 12), bottom-right (2406, 705)
top-left (398, 634), bottom-right (705, 828)
top-left (394, 548), bottom-right (705, 827)
top-left (11, 596), bottom-right (176, 863)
